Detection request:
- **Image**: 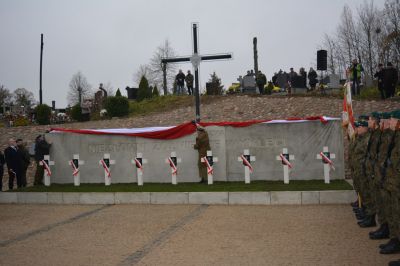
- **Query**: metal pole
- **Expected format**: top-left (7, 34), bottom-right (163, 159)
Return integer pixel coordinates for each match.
top-left (253, 37), bottom-right (258, 75)
top-left (193, 23), bottom-right (200, 122)
top-left (162, 63), bottom-right (167, 95)
top-left (39, 33), bottom-right (43, 105)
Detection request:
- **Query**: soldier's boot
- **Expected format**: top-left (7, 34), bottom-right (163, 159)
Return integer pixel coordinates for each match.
top-left (358, 214), bottom-right (376, 228)
top-left (355, 208), bottom-right (366, 220)
top-left (380, 238), bottom-right (400, 254)
top-left (389, 259), bottom-right (400, 266)
top-left (370, 223), bottom-right (390, 240)
top-left (380, 238), bottom-right (397, 249)
top-left (350, 200), bottom-right (359, 208)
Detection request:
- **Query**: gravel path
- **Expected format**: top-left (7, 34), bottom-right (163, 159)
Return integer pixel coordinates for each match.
top-left (0, 204), bottom-right (397, 265)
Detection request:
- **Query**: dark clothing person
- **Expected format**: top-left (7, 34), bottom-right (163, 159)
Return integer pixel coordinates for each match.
top-left (349, 62), bottom-right (363, 95)
top-left (34, 136), bottom-right (51, 185)
top-left (185, 72), bottom-right (194, 95)
top-left (256, 72), bottom-right (267, 94)
top-left (374, 66), bottom-right (385, 99)
top-left (17, 145), bottom-right (30, 187)
top-left (308, 69), bottom-right (318, 90)
top-left (4, 146), bottom-right (19, 190)
top-left (175, 72), bottom-right (186, 95)
top-left (383, 64), bottom-right (398, 98)
top-left (0, 152), bottom-right (5, 191)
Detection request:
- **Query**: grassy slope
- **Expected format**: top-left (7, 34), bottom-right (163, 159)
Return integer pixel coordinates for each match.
top-left (14, 180), bottom-right (352, 192)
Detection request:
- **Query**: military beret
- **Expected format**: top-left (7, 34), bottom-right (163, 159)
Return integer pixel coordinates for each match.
top-left (355, 121), bottom-right (368, 127)
top-left (358, 115), bottom-right (369, 121)
top-left (370, 112), bottom-right (381, 119)
top-left (380, 112), bottom-right (391, 119)
top-left (391, 110), bottom-right (400, 119)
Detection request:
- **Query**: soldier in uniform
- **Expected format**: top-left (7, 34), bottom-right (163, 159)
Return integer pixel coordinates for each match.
top-left (382, 110), bottom-right (400, 256)
top-left (351, 117), bottom-right (373, 222)
top-left (185, 70), bottom-right (194, 96)
top-left (369, 112), bottom-right (392, 240)
top-left (194, 124), bottom-right (211, 183)
top-left (358, 112), bottom-right (381, 227)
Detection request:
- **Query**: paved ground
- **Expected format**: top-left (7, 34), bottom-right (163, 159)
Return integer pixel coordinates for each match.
top-left (0, 204), bottom-right (398, 266)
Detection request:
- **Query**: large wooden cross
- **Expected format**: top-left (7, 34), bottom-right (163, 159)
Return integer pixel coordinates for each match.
top-left (161, 23), bottom-right (232, 122)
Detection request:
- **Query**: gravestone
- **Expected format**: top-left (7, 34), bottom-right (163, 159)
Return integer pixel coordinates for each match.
top-left (242, 75), bottom-right (257, 94)
top-left (328, 74), bottom-right (340, 89)
top-left (126, 87), bottom-right (138, 100)
top-left (364, 75), bottom-right (373, 88)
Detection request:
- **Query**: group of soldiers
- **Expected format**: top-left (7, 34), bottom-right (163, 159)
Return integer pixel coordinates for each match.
top-left (349, 110), bottom-right (400, 264)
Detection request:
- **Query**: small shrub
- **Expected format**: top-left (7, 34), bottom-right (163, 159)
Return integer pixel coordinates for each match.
top-left (115, 88), bottom-right (122, 97)
top-left (153, 85), bottom-right (160, 97)
top-left (105, 96), bottom-right (129, 117)
top-left (71, 104), bottom-right (84, 122)
top-left (14, 116), bottom-right (29, 127)
top-left (35, 104), bottom-right (51, 125)
top-left (137, 76), bottom-right (152, 101)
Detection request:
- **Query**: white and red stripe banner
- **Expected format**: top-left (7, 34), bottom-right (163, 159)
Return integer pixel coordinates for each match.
top-left (69, 160), bottom-right (79, 176)
top-left (50, 116), bottom-right (339, 140)
top-left (240, 155), bottom-right (254, 173)
top-left (100, 159), bottom-right (111, 178)
top-left (134, 158), bottom-right (143, 172)
top-left (202, 156), bottom-right (213, 175)
top-left (41, 160), bottom-right (52, 176)
top-left (168, 157), bottom-right (178, 175)
top-left (279, 154), bottom-right (292, 169)
top-left (320, 152), bottom-right (335, 170)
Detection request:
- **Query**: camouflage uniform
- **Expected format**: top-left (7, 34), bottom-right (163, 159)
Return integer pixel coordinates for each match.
top-left (374, 128), bottom-right (394, 227)
top-left (353, 132), bottom-right (374, 214)
top-left (194, 129), bottom-right (211, 182)
top-left (365, 128), bottom-right (382, 222)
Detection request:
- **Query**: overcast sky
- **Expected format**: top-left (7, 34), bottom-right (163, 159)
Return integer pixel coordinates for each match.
top-left (0, 0), bottom-right (384, 108)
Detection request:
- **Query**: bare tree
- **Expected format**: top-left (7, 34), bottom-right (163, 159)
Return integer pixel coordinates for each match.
top-left (148, 39), bottom-right (177, 95)
top-left (13, 88), bottom-right (35, 108)
top-left (384, 0), bottom-right (400, 67)
top-left (68, 71), bottom-right (92, 105)
top-left (0, 84), bottom-right (12, 108)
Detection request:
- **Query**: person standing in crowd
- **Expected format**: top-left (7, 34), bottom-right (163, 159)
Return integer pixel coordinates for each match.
top-left (349, 59), bottom-right (364, 96)
top-left (288, 68), bottom-right (297, 84)
top-left (185, 70), bottom-right (194, 95)
top-left (374, 63), bottom-right (385, 99)
top-left (4, 138), bottom-right (19, 190)
top-left (308, 67), bottom-right (318, 91)
top-left (193, 123), bottom-right (211, 183)
top-left (256, 70), bottom-right (267, 94)
top-left (0, 151), bottom-right (5, 191)
top-left (175, 70), bottom-right (186, 95)
top-left (383, 62), bottom-right (398, 98)
top-left (16, 139), bottom-right (30, 188)
top-left (34, 135), bottom-right (51, 186)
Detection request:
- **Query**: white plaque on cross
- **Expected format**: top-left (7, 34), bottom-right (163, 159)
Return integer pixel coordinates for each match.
top-left (237, 149), bottom-right (256, 184)
top-left (69, 154), bottom-right (85, 186)
top-left (165, 152), bottom-right (182, 185)
top-left (276, 148), bottom-right (295, 184)
top-left (40, 155), bottom-right (55, 187)
top-left (99, 154), bottom-right (115, 186)
top-left (316, 146), bottom-right (336, 184)
top-left (200, 150), bottom-right (218, 185)
top-left (131, 152), bottom-right (148, 186)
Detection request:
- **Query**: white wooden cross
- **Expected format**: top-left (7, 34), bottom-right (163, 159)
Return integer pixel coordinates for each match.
top-left (40, 155), bottom-right (55, 187)
top-left (131, 152), bottom-right (148, 186)
top-left (99, 154), bottom-right (116, 186)
top-left (68, 154), bottom-right (85, 186)
top-left (200, 150), bottom-right (218, 185)
top-left (276, 148), bottom-right (295, 184)
top-left (316, 146), bottom-right (336, 184)
top-left (237, 149), bottom-right (256, 184)
top-left (165, 151), bottom-right (182, 185)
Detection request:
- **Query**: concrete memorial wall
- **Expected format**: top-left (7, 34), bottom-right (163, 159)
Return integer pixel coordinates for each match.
top-left (47, 119), bottom-right (344, 184)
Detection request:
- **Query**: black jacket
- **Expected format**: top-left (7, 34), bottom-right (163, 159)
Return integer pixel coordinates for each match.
top-left (374, 69), bottom-right (384, 88)
top-left (0, 152), bottom-right (5, 167)
top-left (17, 146), bottom-right (30, 170)
top-left (4, 146), bottom-right (19, 171)
top-left (176, 72), bottom-right (186, 86)
top-left (34, 140), bottom-right (51, 161)
top-left (383, 67), bottom-right (398, 88)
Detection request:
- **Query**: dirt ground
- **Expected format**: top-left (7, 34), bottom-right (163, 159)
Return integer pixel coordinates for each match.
top-left (0, 204), bottom-right (398, 266)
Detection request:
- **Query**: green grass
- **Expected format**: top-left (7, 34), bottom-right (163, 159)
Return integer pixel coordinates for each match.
top-left (129, 95), bottom-right (193, 116)
top-left (13, 180), bottom-right (352, 193)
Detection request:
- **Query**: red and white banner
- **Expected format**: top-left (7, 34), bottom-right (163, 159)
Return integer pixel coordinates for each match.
top-left (342, 82), bottom-right (355, 139)
top-left (69, 160), bottom-right (79, 176)
top-left (240, 155), bottom-right (254, 173)
top-left (202, 156), bottom-right (213, 175)
top-left (100, 159), bottom-right (111, 178)
top-left (320, 152), bottom-right (335, 171)
top-left (279, 154), bottom-right (292, 169)
top-left (41, 160), bottom-right (52, 176)
top-left (50, 116), bottom-right (339, 140)
top-left (168, 157), bottom-right (178, 175)
top-left (134, 158), bottom-right (143, 172)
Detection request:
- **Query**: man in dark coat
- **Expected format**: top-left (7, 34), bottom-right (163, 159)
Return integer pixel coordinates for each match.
top-left (0, 151), bottom-right (5, 191)
top-left (374, 63), bottom-right (385, 99)
top-left (256, 70), bottom-right (267, 94)
top-left (383, 62), bottom-right (398, 98)
top-left (16, 139), bottom-right (30, 187)
top-left (34, 135), bottom-right (51, 185)
top-left (4, 138), bottom-right (19, 190)
top-left (185, 70), bottom-right (194, 95)
top-left (175, 70), bottom-right (186, 95)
